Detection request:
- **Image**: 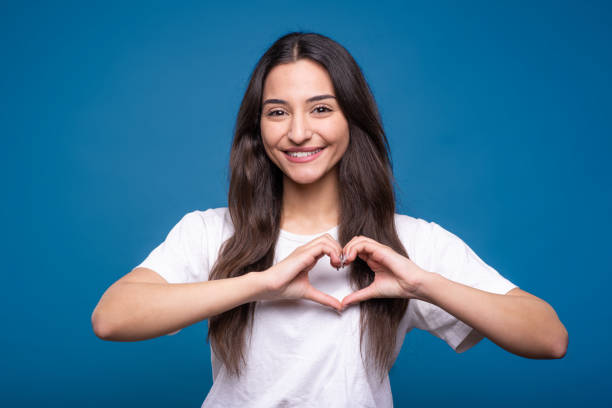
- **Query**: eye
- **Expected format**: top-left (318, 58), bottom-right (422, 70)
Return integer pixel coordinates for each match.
top-left (313, 105), bottom-right (332, 114)
top-left (266, 109), bottom-right (286, 117)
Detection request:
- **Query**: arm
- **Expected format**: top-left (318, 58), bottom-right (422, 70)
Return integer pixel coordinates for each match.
top-left (91, 267), bottom-right (267, 342)
top-left (415, 273), bottom-right (568, 359)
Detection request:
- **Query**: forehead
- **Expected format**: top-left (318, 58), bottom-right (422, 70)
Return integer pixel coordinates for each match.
top-left (262, 59), bottom-right (335, 99)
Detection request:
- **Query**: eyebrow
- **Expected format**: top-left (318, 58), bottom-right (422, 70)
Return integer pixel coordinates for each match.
top-left (262, 94), bottom-right (336, 106)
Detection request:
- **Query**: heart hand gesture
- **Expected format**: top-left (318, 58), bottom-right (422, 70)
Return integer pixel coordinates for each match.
top-left (259, 234), bottom-right (344, 312)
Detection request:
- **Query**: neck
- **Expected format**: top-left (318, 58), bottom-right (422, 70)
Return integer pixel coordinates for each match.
top-left (280, 168), bottom-right (340, 234)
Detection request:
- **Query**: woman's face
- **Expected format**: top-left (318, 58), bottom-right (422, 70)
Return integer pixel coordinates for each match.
top-left (260, 59), bottom-right (350, 186)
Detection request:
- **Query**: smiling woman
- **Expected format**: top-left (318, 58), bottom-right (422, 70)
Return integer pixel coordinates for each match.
top-left (91, 31), bottom-right (568, 408)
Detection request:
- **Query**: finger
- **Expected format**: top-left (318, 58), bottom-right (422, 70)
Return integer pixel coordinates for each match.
top-left (313, 234), bottom-right (344, 264)
top-left (340, 284), bottom-right (378, 310)
top-left (342, 235), bottom-right (377, 262)
top-left (296, 242), bottom-right (338, 271)
top-left (342, 235), bottom-right (361, 254)
top-left (320, 234), bottom-right (344, 263)
top-left (303, 284), bottom-right (342, 312)
top-left (309, 241), bottom-right (342, 268)
top-left (356, 241), bottom-right (393, 266)
top-left (344, 238), bottom-right (379, 264)
top-left (341, 236), bottom-right (360, 265)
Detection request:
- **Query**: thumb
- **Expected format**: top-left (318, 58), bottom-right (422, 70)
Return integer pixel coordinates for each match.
top-left (341, 285), bottom-right (377, 310)
top-left (303, 284), bottom-right (342, 312)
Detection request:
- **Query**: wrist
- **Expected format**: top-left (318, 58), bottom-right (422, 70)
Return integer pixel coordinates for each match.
top-left (244, 270), bottom-right (275, 302)
top-left (408, 269), bottom-right (440, 302)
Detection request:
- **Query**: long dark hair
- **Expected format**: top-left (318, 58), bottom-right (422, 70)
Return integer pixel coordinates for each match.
top-left (207, 32), bottom-right (410, 382)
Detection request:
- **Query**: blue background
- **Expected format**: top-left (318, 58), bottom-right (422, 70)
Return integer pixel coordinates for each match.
top-left (4, 0), bottom-right (610, 406)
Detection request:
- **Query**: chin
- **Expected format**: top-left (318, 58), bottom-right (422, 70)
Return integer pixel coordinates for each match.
top-left (288, 176), bottom-right (319, 185)
top-left (285, 172), bottom-right (324, 185)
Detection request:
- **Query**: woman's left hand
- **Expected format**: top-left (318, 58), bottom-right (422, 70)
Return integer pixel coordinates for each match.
top-left (340, 235), bottom-right (430, 311)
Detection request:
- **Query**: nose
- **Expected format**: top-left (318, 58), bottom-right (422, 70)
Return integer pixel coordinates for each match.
top-left (287, 113), bottom-right (312, 145)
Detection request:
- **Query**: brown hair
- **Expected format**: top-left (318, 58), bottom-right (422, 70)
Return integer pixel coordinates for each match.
top-left (207, 32), bottom-right (410, 382)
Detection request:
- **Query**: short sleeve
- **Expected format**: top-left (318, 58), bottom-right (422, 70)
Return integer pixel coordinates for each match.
top-left (406, 221), bottom-right (518, 353)
top-left (135, 211), bottom-right (209, 285)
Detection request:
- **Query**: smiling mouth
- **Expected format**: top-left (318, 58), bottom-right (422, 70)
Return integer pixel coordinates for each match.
top-left (284, 147), bottom-right (326, 158)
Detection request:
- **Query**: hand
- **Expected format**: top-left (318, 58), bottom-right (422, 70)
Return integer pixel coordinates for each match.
top-left (259, 234), bottom-right (344, 312)
top-left (340, 235), bottom-right (429, 311)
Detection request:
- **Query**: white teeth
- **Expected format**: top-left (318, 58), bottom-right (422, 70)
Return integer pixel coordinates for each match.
top-left (287, 148), bottom-right (323, 158)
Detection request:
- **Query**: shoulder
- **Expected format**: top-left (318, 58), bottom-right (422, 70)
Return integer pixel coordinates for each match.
top-left (182, 207), bottom-right (233, 231)
top-left (393, 213), bottom-right (437, 245)
top-left (183, 207), bottom-right (228, 223)
top-left (393, 213), bottom-right (459, 244)
top-left (393, 213), bottom-right (460, 267)
top-left (394, 213), bottom-right (429, 234)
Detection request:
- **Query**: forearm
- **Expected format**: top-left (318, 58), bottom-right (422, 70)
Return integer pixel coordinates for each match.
top-left (92, 272), bottom-right (266, 341)
top-left (415, 271), bottom-right (567, 359)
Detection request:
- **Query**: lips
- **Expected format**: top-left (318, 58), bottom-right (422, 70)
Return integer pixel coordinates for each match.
top-left (284, 146), bottom-right (326, 153)
top-left (285, 148), bottom-right (323, 156)
top-left (283, 146), bottom-right (326, 163)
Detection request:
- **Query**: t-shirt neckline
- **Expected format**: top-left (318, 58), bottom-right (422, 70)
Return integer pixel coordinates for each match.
top-left (279, 225), bottom-right (339, 243)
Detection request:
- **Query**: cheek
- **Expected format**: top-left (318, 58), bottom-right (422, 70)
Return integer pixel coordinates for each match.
top-left (259, 125), bottom-right (273, 147)
top-left (259, 129), bottom-right (281, 163)
top-left (260, 139), bottom-right (275, 160)
top-left (321, 119), bottom-right (349, 146)
top-left (260, 122), bottom-right (285, 145)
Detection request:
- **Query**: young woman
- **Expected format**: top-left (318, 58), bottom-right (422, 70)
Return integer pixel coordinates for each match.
top-left (92, 32), bottom-right (568, 407)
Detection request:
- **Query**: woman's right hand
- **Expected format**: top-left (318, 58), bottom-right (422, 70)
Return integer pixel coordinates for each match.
top-left (258, 234), bottom-right (344, 312)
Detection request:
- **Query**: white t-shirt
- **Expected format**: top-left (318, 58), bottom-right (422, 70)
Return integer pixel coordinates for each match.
top-left (136, 207), bottom-right (517, 407)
